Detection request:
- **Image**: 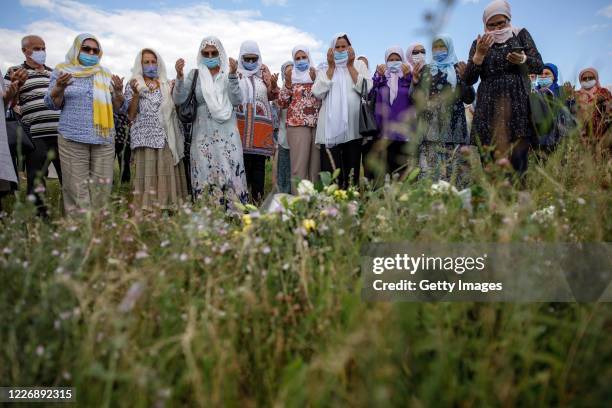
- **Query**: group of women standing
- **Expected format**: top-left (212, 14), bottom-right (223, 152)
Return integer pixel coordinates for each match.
top-left (2, 0), bottom-right (608, 215)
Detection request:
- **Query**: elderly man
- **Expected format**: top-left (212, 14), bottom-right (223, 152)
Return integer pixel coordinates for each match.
top-left (4, 35), bottom-right (62, 217)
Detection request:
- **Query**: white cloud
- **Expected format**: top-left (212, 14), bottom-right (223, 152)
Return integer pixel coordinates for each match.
top-left (0, 0), bottom-right (322, 78)
top-left (262, 0), bottom-right (288, 6)
top-left (598, 4), bottom-right (612, 18)
top-left (577, 23), bottom-right (610, 35)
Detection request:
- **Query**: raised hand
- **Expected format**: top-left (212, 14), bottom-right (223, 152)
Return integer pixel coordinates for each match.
top-left (129, 78), bottom-right (140, 95)
top-left (10, 68), bottom-right (28, 86)
top-left (347, 46), bottom-right (356, 66)
top-left (473, 34), bottom-right (494, 65)
top-left (270, 73), bottom-right (279, 89)
top-left (376, 64), bottom-right (386, 76)
top-left (284, 66), bottom-right (293, 88)
top-left (229, 57), bottom-right (238, 74)
top-left (401, 63), bottom-right (412, 76)
top-left (175, 58), bottom-right (185, 79)
top-left (412, 61), bottom-right (424, 84)
top-left (309, 66), bottom-right (316, 81)
top-left (111, 75), bottom-right (124, 93)
top-left (262, 65), bottom-right (272, 88)
top-left (55, 72), bottom-right (73, 90)
top-left (326, 48), bottom-right (335, 70)
top-left (456, 61), bottom-right (467, 79)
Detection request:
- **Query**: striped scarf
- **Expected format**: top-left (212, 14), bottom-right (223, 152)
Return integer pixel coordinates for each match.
top-left (55, 33), bottom-right (114, 138)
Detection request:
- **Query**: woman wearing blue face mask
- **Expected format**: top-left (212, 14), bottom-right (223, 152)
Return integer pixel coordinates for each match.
top-left (411, 34), bottom-right (475, 189)
top-left (235, 40), bottom-right (279, 203)
top-left (536, 63), bottom-right (560, 97)
top-left (313, 32), bottom-right (372, 190)
top-left (278, 45), bottom-right (321, 193)
top-left (173, 36), bottom-right (247, 207)
top-left (531, 63), bottom-right (577, 152)
top-left (364, 46), bottom-right (414, 181)
top-left (124, 48), bottom-right (187, 211)
top-left (45, 33), bottom-right (127, 213)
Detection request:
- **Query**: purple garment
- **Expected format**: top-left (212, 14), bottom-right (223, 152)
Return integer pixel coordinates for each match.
top-left (370, 71), bottom-right (414, 142)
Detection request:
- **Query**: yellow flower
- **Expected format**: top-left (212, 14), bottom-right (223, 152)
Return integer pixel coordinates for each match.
top-left (334, 189), bottom-right (348, 201)
top-left (302, 219), bottom-right (316, 232)
top-left (242, 214), bottom-right (252, 226)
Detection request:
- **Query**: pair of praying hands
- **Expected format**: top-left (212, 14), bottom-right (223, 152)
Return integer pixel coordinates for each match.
top-left (376, 63), bottom-right (412, 77)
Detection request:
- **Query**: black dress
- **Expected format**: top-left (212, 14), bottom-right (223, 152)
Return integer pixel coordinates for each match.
top-left (465, 28), bottom-right (544, 147)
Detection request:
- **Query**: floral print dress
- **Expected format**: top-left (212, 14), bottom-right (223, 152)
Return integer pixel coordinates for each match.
top-left (173, 69), bottom-right (248, 205)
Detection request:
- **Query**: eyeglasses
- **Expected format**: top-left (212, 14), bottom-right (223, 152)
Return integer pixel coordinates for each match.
top-left (81, 45), bottom-right (100, 55)
top-left (243, 56), bottom-right (259, 63)
top-left (201, 51), bottom-right (219, 58)
top-left (411, 50), bottom-right (426, 55)
top-left (486, 19), bottom-right (509, 30)
top-left (581, 75), bottom-right (596, 81)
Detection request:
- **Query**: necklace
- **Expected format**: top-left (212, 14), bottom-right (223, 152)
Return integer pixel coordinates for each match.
top-left (145, 79), bottom-right (158, 91)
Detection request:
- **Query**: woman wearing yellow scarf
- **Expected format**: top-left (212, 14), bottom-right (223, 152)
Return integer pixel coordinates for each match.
top-left (45, 33), bottom-right (126, 213)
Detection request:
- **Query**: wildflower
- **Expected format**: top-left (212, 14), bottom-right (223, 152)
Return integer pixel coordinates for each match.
top-left (160, 240), bottom-right (170, 248)
top-left (530, 206), bottom-right (556, 224)
top-left (262, 246), bottom-right (271, 254)
top-left (333, 189), bottom-right (348, 201)
top-left (34, 185), bottom-right (46, 194)
top-left (297, 179), bottom-right (316, 196)
top-left (431, 180), bottom-right (459, 195)
top-left (179, 253), bottom-right (189, 262)
top-left (399, 193), bottom-right (410, 202)
top-left (242, 214), bottom-right (252, 226)
top-left (36, 345), bottom-right (45, 356)
top-left (576, 197), bottom-right (586, 205)
top-left (496, 158), bottom-right (511, 168)
top-left (27, 194), bottom-right (36, 203)
top-left (135, 250), bottom-right (149, 260)
top-left (302, 219), bottom-right (316, 233)
top-left (118, 282), bottom-right (145, 313)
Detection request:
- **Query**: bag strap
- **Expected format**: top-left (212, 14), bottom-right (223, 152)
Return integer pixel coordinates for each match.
top-left (190, 69), bottom-right (199, 95)
top-left (360, 79), bottom-right (369, 101)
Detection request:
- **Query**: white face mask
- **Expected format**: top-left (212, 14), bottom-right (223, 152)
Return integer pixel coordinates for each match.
top-left (30, 50), bottom-right (46, 66)
top-left (488, 26), bottom-right (513, 44)
top-left (581, 80), bottom-right (596, 90)
top-left (411, 54), bottom-right (425, 65)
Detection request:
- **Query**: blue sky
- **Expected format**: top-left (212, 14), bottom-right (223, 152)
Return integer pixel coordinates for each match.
top-left (1, 0), bottom-right (611, 84)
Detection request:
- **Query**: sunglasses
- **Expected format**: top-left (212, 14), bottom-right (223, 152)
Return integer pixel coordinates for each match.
top-left (201, 51), bottom-right (219, 58)
top-left (411, 50), bottom-right (426, 55)
top-left (582, 75), bottom-right (596, 81)
top-left (81, 45), bottom-right (100, 55)
top-left (242, 56), bottom-right (259, 63)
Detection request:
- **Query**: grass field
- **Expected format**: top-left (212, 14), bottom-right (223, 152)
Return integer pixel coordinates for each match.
top-left (0, 133), bottom-right (611, 407)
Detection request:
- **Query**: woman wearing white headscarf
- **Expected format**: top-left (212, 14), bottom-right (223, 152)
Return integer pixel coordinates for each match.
top-left (406, 43), bottom-right (427, 69)
top-left (464, 0), bottom-right (543, 177)
top-left (173, 36), bottom-right (248, 206)
top-left (124, 48), bottom-right (187, 211)
top-left (235, 40), bottom-right (279, 202)
top-left (278, 45), bottom-right (321, 193)
top-left (313, 33), bottom-right (372, 189)
top-left (411, 34), bottom-right (475, 188)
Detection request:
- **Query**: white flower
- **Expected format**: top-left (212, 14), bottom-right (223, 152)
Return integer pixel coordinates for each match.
top-left (135, 250), bottom-right (149, 260)
top-left (530, 206), bottom-right (556, 224)
top-left (297, 179), bottom-right (316, 196)
top-left (118, 282), bottom-right (145, 313)
top-left (431, 180), bottom-right (459, 196)
top-left (36, 345), bottom-right (45, 356)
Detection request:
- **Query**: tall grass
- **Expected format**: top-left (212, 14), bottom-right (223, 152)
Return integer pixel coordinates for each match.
top-left (1, 132), bottom-right (610, 407)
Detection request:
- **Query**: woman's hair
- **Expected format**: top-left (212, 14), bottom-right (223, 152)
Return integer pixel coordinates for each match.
top-left (337, 35), bottom-right (351, 46)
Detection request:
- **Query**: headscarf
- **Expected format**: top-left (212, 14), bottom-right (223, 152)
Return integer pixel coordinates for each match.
top-left (430, 34), bottom-right (458, 89)
top-left (323, 32), bottom-right (351, 147)
top-left (540, 63), bottom-right (560, 97)
top-left (357, 55), bottom-right (369, 68)
top-left (237, 40), bottom-right (263, 103)
top-left (384, 46), bottom-right (404, 105)
top-left (291, 45), bottom-right (314, 84)
top-left (482, 0), bottom-right (522, 44)
top-left (578, 67), bottom-right (601, 95)
top-left (130, 48), bottom-right (184, 164)
top-left (196, 36), bottom-right (235, 124)
top-left (55, 33), bottom-right (114, 138)
top-left (281, 60), bottom-right (293, 84)
top-left (406, 42), bottom-right (426, 69)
